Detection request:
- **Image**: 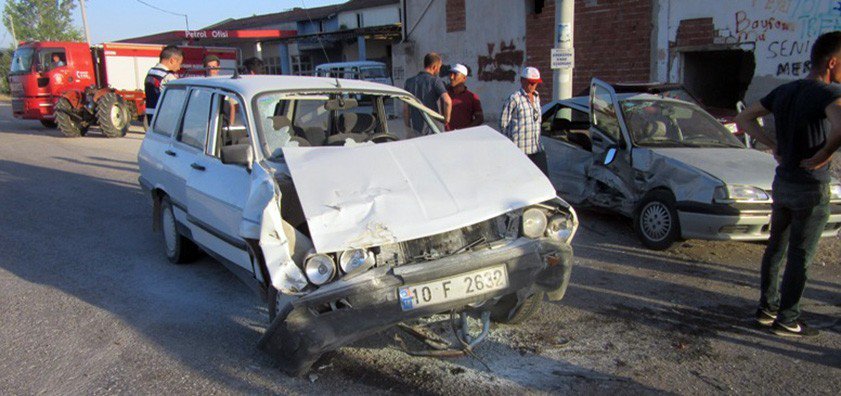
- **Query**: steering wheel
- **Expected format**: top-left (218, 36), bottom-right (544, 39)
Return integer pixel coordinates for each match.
top-left (367, 133), bottom-right (400, 143)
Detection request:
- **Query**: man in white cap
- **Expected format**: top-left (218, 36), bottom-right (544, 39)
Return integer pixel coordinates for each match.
top-left (500, 66), bottom-right (546, 174)
top-left (446, 63), bottom-right (484, 131)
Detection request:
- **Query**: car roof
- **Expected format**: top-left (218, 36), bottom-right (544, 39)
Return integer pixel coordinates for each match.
top-left (167, 75), bottom-right (410, 98)
top-left (315, 61), bottom-right (386, 69)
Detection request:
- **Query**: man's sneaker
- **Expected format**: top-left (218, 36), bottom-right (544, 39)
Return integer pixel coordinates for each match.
top-left (770, 320), bottom-right (819, 337)
top-left (755, 308), bottom-right (777, 327)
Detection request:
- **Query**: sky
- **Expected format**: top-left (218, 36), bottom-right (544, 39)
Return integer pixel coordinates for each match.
top-left (0, 0), bottom-right (346, 48)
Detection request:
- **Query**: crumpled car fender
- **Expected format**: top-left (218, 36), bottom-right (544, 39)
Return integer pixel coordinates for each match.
top-left (238, 162), bottom-right (309, 295)
top-left (633, 149), bottom-right (720, 204)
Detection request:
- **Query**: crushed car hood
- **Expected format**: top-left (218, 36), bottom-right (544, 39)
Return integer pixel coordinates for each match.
top-left (282, 127), bottom-right (556, 253)
top-left (650, 148), bottom-right (776, 190)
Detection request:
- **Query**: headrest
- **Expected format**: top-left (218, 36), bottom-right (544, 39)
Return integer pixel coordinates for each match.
top-left (269, 116), bottom-right (291, 130)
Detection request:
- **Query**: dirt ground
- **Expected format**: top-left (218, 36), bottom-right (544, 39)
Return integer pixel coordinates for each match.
top-left (0, 105), bottom-right (838, 394)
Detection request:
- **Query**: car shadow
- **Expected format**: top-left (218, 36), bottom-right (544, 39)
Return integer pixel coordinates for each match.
top-left (560, 209), bottom-right (841, 371)
top-left (0, 159), bottom-right (351, 393)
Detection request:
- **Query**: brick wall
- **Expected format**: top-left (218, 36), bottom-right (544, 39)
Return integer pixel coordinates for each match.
top-left (674, 18), bottom-right (714, 47)
top-left (525, 0), bottom-right (556, 99)
top-left (525, 0), bottom-right (653, 97)
top-left (446, 0), bottom-right (466, 32)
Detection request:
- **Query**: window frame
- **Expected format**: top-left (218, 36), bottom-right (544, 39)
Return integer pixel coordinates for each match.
top-left (151, 86), bottom-right (189, 138)
top-left (174, 87), bottom-right (214, 151)
top-left (207, 91), bottom-right (251, 158)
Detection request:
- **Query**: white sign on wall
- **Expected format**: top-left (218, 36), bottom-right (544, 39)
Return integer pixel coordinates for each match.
top-left (551, 48), bottom-right (574, 70)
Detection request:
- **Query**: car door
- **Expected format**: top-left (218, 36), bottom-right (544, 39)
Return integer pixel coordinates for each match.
top-left (588, 79), bottom-right (638, 209)
top-left (540, 101), bottom-right (593, 204)
top-left (185, 91), bottom-right (252, 270)
top-left (140, 86), bottom-right (190, 208)
top-left (166, 87), bottom-right (212, 214)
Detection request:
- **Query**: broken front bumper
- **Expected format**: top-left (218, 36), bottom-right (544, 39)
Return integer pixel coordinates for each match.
top-left (678, 203), bottom-right (841, 241)
top-left (259, 237), bottom-right (573, 375)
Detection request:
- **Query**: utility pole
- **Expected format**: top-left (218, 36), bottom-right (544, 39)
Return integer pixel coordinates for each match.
top-left (79, 0), bottom-right (92, 45)
top-left (552, 0), bottom-right (574, 101)
top-left (8, 13), bottom-right (17, 48)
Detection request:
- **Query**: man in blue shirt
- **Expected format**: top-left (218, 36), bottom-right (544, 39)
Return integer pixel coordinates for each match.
top-left (403, 53), bottom-right (452, 134)
top-left (737, 31), bottom-right (841, 337)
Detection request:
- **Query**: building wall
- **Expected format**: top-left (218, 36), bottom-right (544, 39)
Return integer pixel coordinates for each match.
top-left (653, 0), bottom-right (840, 103)
top-left (338, 5), bottom-right (401, 29)
top-left (394, 0), bottom-right (528, 120)
top-left (342, 40), bottom-right (391, 62)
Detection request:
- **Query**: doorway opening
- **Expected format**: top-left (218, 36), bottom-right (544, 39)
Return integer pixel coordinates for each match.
top-left (682, 49), bottom-right (755, 111)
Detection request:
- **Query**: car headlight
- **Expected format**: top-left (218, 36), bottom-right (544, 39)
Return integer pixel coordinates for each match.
top-left (304, 254), bottom-right (336, 285)
top-left (339, 249), bottom-right (375, 274)
top-left (714, 184), bottom-right (769, 202)
top-left (831, 184), bottom-right (841, 201)
top-left (522, 208), bottom-right (548, 238)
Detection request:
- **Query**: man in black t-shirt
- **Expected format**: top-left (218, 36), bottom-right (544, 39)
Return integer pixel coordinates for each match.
top-left (736, 31), bottom-right (841, 338)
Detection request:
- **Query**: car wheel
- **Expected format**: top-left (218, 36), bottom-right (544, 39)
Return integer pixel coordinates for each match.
top-left (490, 290), bottom-right (544, 325)
top-left (160, 197), bottom-right (199, 264)
top-left (634, 190), bottom-right (680, 250)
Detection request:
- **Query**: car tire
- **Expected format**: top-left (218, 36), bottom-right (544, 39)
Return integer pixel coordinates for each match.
top-left (160, 197), bottom-right (199, 264)
top-left (490, 290), bottom-right (544, 325)
top-left (634, 190), bottom-right (680, 250)
top-left (96, 92), bottom-right (129, 138)
top-left (40, 119), bottom-right (57, 128)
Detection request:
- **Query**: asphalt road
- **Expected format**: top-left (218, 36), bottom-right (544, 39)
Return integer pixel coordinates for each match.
top-left (0, 102), bottom-right (839, 394)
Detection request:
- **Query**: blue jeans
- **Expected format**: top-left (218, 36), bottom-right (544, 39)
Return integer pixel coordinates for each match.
top-left (759, 179), bottom-right (830, 325)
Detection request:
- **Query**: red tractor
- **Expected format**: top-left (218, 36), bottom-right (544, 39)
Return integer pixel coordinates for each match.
top-left (9, 41), bottom-right (238, 137)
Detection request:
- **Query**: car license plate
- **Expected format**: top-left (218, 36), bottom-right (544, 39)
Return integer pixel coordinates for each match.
top-left (398, 265), bottom-right (509, 311)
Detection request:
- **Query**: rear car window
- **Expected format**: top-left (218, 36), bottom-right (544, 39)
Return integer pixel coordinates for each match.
top-left (177, 89), bottom-right (213, 149)
top-left (153, 88), bottom-right (187, 136)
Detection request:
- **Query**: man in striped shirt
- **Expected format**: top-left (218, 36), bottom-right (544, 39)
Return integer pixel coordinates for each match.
top-left (144, 45), bottom-right (183, 126)
top-left (500, 66), bottom-right (546, 174)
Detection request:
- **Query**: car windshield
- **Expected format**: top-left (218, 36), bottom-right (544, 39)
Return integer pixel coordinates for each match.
top-left (621, 99), bottom-right (744, 148)
top-left (10, 47), bottom-right (35, 74)
top-left (254, 91), bottom-right (442, 160)
top-left (360, 67), bottom-right (387, 78)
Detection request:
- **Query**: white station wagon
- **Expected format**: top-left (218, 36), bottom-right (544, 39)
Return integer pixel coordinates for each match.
top-left (137, 75), bottom-right (579, 375)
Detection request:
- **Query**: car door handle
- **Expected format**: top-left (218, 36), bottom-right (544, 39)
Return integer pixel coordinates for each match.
top-left (190, 163), bottom-right (206, 171)
top-left (164, 149), bottom-right (176, 157)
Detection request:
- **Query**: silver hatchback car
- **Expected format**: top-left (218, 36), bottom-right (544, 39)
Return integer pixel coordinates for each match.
top-left (137, 75), bottom-right (579, 375)
top-left (541, 79), bottom-right (841, 250)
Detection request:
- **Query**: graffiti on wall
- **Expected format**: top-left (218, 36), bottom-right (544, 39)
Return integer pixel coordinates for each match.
top-left (726, 0), bottom-right (841, 77)
top-left (477, 41), bottom-right (523, 82)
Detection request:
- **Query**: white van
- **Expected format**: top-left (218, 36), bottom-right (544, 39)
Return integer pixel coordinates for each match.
top-left (314, 61), bottom-right (392, 86)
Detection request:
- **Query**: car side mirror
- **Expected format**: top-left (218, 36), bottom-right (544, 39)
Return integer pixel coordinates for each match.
top-left (604, 147), bottom-right (618, 166)
top-left (221, 144), bottom-right (253, 169)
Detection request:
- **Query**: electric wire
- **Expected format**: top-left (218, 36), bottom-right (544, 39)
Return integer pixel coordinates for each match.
top-left (133, 0), bottom-right (190, 31)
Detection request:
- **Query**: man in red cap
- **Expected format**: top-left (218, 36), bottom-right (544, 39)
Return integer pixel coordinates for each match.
top-left (500, 66), bottom-right (546, 174)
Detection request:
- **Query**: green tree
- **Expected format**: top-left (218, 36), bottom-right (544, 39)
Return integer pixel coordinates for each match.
top-left (2, 0), bottom-right (83, 42)
top-left (0, 1), bottom-right (82, 93)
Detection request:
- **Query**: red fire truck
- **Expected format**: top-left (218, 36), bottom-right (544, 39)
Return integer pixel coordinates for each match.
top-left (9, 42), bottom-right (238, 137)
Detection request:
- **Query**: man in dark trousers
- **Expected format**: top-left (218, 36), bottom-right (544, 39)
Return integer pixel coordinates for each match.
top-left (403, 52), bottom-right (452, 134)
top-left (144, 45), bottom-right (183, 126)
top-left (736, 31), bottom-right (841, 337)
top-left (445, 63), bottom-right (484, 131)
top-left (500, 66), bottom-right (546, 174)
